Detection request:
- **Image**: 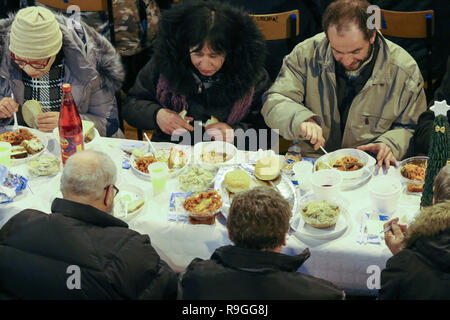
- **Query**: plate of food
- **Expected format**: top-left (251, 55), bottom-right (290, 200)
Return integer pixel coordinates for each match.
top-left (398, 156), bottom-right (427, 194)
top-left (113, 184), bottom-right (146, 221)
top-left (0, 125), bottom-right (48, 164)
top-left (290, 193), bottom-right (349, 240)
top-left (53, 120), bottom-right (100, 148)
top-left (193, 141), bottom-right (237, 169)
top-left (26, 154), bottom-right (61, 177)
top-left (314, 148), bottom-right (376, 189)
top-left (215, 159), bottom-right (299, 221)
top-left (130, 143), bottom-right (190, 180)
top-left (183, 190), bottom-right (223, 225)
top-left (178, 165), bottom-right (216, 192)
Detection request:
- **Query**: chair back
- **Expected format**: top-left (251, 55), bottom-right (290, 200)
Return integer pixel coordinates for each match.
top-left (250, 9), bottom-right (299, 41)
top-left (379, 9), bottom-right (434, 39)
top-left (379, 9), bottom-right (434, 99)
top-left (37, 0), bottom-right (108, 12)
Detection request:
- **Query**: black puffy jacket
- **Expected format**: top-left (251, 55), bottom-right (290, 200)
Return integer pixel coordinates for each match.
top-left (0, 198), bottom-right (178, 300)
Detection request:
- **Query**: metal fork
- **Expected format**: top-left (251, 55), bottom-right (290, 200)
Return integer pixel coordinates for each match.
top-left (11, 93), bottom-right (18, 132)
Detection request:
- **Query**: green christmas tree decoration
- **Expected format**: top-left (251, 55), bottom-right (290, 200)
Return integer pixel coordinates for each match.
top-left (420, 100), bottom-right (450, 207)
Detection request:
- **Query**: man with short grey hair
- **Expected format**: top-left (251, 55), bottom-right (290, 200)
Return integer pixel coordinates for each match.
top-left (0, 150), bottom-right (178, 300)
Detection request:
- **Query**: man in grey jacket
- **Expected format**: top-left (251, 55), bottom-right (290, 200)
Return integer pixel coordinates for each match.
top-left (0, 6), bottom-right (124, 137)
top-left (262, 0), bottom-right (427, 167)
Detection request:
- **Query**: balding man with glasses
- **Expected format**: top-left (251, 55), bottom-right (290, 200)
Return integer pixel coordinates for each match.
top-left (0, 150), bottom-right (178, 300)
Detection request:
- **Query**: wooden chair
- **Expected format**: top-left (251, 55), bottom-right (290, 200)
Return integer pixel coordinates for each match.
top-left (379, 9), bottom-right (435, 99)
top-left (250, 9), bottom-right (299, 44)
top-left (37, 0), bottom-right (129, 133)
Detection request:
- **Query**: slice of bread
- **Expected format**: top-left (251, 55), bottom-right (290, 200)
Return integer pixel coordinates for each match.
top-left (127, 199), bottom-right (145, 213)
top-left (82, 120), bottom-right (95, 138)
top-left (254, 156), bottom-right (281, 181)
top-left (11, 146), bottom-right (28, 159)
top-left (224, 169), bottom-right (251, 193)
top-left (22, 100), bottom-right (43, 129)
top-left (21, 139), bottom-right (43, 154)
top-left (204, 115), bottom-right (219, 127)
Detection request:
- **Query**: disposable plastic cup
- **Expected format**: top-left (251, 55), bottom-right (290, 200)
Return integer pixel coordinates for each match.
top-left (310, 169), bottom-right (343, 201)
top-left (148, 162), bottom-right (169, 194)
top-left (293, 161), bottom-right (314, 191)
top-left (0, 142), bottom-right (12, 168)
top-left (368, 176), bottom-right (403, 216)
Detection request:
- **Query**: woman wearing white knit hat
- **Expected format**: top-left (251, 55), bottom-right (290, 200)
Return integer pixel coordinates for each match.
top-left (0, 6), bottom-right (125, 137)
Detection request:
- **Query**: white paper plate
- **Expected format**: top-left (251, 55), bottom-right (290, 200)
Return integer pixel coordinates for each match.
top-left (0, 125), bottom-right (48, 165)
top-left (290, 193), bottom-right (349, 240)
top-left (315, 148), bottom-right (376, 181)
top-left (53, 127), bottom-right (100, 149)
top-left (113, 183), bottom-right (147, 221)
top-left (193, 141), bottom-right (237, 169)
top-left (130, 142), bottom-right (190, 180)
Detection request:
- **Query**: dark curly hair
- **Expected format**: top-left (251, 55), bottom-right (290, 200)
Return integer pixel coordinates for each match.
top-left (227, 187), bottom-right (291, 250)
top-left (152, 0), bottom-right (267, 108)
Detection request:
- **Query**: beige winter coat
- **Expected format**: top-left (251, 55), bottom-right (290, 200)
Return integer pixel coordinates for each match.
top-left (262, 32), bottom-right (427, 159)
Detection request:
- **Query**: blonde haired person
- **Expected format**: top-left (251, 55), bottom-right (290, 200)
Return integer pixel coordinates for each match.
top-left (0, 6), bottom-right (124, 136)
top-left (181, 186), bottom-right (344, 300)
top-left (379, 164), bottom-right (450, 299)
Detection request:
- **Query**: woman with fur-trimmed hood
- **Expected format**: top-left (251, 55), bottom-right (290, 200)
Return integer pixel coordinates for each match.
top-left (0, 6), bottom-right (124, 137)
top-left (379, 165), bottom-right (450, 299)
top-left (123, 1), bottom-right (272, 148)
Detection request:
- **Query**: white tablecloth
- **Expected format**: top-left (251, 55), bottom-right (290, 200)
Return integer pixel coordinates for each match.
top-left (0, 136), bottom-right (422, 296)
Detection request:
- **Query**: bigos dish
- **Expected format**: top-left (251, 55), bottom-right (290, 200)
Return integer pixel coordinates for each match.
top-left (332, 156), bottom-right (364, 171)
top-left (183, 190), bottom-right (222, 215)
top-left (301, 200), bottom-right (341, 229)
top-left (401, 162), bottom-right (426, 192)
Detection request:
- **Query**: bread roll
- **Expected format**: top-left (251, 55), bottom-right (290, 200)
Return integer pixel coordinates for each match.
top-left (224, 169), bottom-right (251, 193)
top-left (254, 156), bottom-right (281, 181)
top-left (22, 100), bottom-right (43, 129)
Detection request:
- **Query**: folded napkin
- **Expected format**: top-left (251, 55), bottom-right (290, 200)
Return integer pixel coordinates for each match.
top-left (168, 192), bottom-right (193, 222)
top-left (357, 212), bottom-right (389, 245)
top-left (0, 165), bottom-right (28, 204)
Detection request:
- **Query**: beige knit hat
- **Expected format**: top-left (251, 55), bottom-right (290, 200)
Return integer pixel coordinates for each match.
top-left (9, 6), bottom-right (63, 60)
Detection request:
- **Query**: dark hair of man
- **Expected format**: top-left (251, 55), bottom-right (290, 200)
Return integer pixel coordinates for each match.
top-left (227, 186), bottom-right (291, 250)
top-left (322, 0), bottom-right (374, 40)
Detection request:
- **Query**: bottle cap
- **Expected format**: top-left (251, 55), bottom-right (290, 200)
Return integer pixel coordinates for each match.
top-left (62, 83), bottom-right (71, 92)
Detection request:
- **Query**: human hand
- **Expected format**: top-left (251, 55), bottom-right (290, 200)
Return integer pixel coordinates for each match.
top-left (156, 108), bottom-right (194, 135)
top-left (300, 118), bottom-right (325, 150)
top-left (383, 217), bottom-right (407, 255)
top-left (357, 142), bottom-right (397, 169)
top-left (0, 97), bottom-right (19, 119)
top-left (37, 112), bottom-right (60, 132)
top-left (205, 122), bottom-right (234, 143)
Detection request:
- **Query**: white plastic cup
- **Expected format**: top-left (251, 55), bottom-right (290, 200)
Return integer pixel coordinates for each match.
top-left (293, 161), bottom-right (314, 191)
top-left (368, 176), bottom-right (403, 215)
top-left (310, 169), bottom-right (343, 201)
top-left (148, 162), bottom-right (169, 194)
top-left (0, 142), bottom-right (12, 168)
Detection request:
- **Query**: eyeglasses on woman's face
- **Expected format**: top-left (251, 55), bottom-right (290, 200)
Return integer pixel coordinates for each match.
top-left (10, 52), bottom-right (51, 70)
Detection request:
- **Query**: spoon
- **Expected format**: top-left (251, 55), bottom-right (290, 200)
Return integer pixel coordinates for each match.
top-left (318, 146), bottom-right (333, 169)
top-left (143, 132), bottom-right (157, 155)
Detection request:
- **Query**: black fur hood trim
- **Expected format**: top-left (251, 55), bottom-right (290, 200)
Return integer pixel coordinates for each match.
top-left (152, 1), bottom-right (267, 106)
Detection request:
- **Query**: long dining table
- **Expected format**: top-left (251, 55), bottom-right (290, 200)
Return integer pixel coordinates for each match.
top-left (0, 135), bottom-right (423, 297)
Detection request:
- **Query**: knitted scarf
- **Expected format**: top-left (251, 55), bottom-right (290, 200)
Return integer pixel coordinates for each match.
top-left (156, 74), bottom-right (255, 126)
